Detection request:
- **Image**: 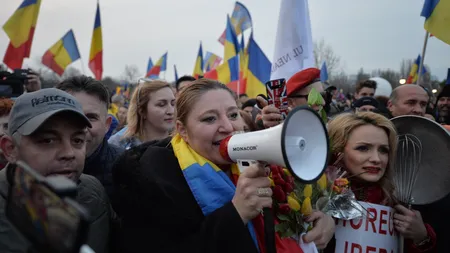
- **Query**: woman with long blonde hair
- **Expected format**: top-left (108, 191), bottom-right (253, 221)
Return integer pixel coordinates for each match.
top-left (109, 79), bottom-right (175, 149)
top-left (324, 112), bottom-right (436, 252)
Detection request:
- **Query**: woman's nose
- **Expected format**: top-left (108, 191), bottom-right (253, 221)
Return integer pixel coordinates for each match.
top-left (219, 118), bottom-right (234, 133)
top-left (369, 151), bottom-right (381, 164)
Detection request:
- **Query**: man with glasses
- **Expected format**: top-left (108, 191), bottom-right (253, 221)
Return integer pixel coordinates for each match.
top-left (260, 68), bottom-right (325, 128)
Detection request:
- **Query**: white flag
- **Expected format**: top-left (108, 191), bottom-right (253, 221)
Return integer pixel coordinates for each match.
top-left (270, 0), bottom-right (315, 81)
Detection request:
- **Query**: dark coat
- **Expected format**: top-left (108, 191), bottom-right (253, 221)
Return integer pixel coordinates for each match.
top-left (84, 138), bottom-right (124, 200)
top-left (112, 138), bottom-right (258, 253)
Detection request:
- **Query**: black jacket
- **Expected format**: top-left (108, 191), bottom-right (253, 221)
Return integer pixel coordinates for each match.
top-left (0, 167), bottom-right (112, 253)
top-left (85, 138), bottom-right (124, 200)
top-left (112, 138), bottom-right (258, 253)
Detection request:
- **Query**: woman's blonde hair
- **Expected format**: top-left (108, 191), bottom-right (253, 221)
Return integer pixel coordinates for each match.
top-left (327, 112), bottom-right (398, 206)
top-left (124, 80), bottom-right (171, 139)
top-left (176, 79), bottom-right (236, 125)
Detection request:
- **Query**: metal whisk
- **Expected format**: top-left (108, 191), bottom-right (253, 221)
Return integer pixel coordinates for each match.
top-left (393, 134), bottom-right (423, 206)
top-left (393, 134), bottom-right (422, 253)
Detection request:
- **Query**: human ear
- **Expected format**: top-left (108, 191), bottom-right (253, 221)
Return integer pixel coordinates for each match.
top-left (0, 136), bottom-right (18, 163)
top-left (176, 120), bottom-right (189, 143)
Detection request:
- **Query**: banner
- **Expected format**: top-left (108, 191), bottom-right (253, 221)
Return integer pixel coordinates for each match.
top-left (334, 202), bottom-right (399, 253)
top-left (270, 0), bottom-right (315, 81)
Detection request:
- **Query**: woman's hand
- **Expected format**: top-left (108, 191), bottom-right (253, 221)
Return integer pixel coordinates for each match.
top-left (393, 205), bottom-right (428, 243)
top-left (302, 211), bottom-right (335, 249)
top-left (232, 163), bottom-right (272, 224)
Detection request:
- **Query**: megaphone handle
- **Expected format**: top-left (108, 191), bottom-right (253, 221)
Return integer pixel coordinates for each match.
top-left (263, 207), bottom-right (277, 253)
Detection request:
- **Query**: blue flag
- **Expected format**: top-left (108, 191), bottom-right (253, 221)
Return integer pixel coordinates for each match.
top-left (320, 62), bottom-right (328, 82)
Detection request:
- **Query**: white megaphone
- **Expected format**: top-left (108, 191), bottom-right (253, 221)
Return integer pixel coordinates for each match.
top-left (220, 106), bottom-right (329, 183)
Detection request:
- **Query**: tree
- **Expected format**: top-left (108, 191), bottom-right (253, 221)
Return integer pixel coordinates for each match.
top-left (329, 71), bottom-right (351, 93)
top-left (356, 68), bottom-right (370, 82)
top-left (399, 59), bottom-right (413, 79)
top-left (313, 39), bottom-right (341, 77)
top-left (372, 69), bottom-right (401, 89)
top-left (35, 68), bottom-right (61, 89)
top-left (102, 76), bottom-right (121, 96)
top-left (121, 65), bottom-right (141, 84)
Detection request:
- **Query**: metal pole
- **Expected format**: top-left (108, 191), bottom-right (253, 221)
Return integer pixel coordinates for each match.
top-left (417, 31), bottom-right (429, 89)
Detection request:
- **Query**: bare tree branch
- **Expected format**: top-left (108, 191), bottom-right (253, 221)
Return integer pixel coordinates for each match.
top-left (313, 38), bottom-right (341, 77)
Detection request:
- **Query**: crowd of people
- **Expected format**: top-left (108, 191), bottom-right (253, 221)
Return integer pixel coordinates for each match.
top-left (0, 66), bottom-right (448, 253)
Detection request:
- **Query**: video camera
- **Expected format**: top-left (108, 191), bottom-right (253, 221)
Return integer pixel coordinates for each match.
top-left (0, 69), bottom-right (29, 98)
top-left (5, 161), bottom-right (93, 253)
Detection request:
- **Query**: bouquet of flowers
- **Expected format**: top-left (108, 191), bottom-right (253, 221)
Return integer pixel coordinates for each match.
top-left (269, 165), bottom-right (324, 239)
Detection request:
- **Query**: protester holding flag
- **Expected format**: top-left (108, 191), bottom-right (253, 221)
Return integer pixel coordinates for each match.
top-left (323, 112), bottom-right (436, 253)
top-left (108, 79), bottom-right (175, 150)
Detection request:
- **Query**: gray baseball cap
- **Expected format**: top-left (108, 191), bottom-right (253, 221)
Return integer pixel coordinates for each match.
top-left (8, 88), bottom-right (92, 136)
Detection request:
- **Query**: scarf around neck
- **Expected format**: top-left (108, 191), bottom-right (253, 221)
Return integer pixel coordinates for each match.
top-left (171, 134), bottom-right (259, 251)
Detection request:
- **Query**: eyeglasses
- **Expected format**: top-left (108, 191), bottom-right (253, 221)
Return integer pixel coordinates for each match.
top-left (288, 91), bottom-right (328, 100)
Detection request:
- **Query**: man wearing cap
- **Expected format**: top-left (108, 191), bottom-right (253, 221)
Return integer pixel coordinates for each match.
top-left (0, 88), bottom-right (111, 253)
top-left (352, 96), bottom-right (379, 113)
top-left (259, 68), bottom-right (325, 128)
top-left (257, 68), bottom-right (335, 249)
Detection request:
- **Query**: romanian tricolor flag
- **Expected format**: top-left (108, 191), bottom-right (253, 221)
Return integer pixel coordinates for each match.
top-left (2, 0), bottom-right (42, 70)
top-left (42, 30), bottom-right (81, 76)
top-left (204, 55), bottom-right (240, 92)
top-left (147, 52), bottom-right (167, 78)
top-left (406, 55), bottom-right (427, 84)
top-left (245, 34), bottom-right (271, 98)
top-left (146, 57), bottom-right (153, 75)
top-left (89, 2), bottom-right (103, 80)
top-left (203, 52), bottom-right (222, 72)
top-left (224, 15), bottom-right (240, 61)
top-left (421, 0), bottom-right (450, 45)
top-left (192, 43), bottom-right (204, 78)
top-left (218, 2), bottom-right (253, 45)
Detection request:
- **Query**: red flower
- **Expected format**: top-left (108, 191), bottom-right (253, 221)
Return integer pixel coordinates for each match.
top-left (273, 185), bottom-right (287, 202)
top-left (278, 203), bottom-right (291, 214)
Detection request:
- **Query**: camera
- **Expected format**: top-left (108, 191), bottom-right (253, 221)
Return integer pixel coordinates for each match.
top-left (0, 69), bottom-right (29, 98)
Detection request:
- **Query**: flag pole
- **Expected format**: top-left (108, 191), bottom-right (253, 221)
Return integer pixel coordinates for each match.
top-left (417, 31), bottom-right (429, 88)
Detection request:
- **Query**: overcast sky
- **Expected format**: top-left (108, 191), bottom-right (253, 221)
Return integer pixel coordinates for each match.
top-left (1, 0), bottom-right (449, 82)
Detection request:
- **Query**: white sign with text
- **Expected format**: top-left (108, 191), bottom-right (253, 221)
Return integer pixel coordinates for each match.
top-left (334, 202), bottom-right (399, 253)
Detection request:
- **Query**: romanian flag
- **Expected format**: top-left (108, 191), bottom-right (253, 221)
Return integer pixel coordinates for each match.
top-left (245, 34), bottom-right (271, 98)
top-left (192, 43), bottom-right (204, 78)
top-left (2, 0), bottom-right (42, 70)
top-left (406, 55), bottom-right (427, 84)
top-left (218, 2), bottom-right (253, 45)
top-left (204, 55), bottom-right (240, 92)
top-left (89, 2), bottom-right (103, 80)
top-left (203, 52), bottom-right (222, 72)
top-left (224, 15), bottom-right (240, 61)
top-left (421, 0), bottom-right (450, 45)
top-left (147, 52), bottom-right (167, 78)
top-left (146, 57), bottom-right (153, 74)
top-left (42, 30), bottom-right (81, 76)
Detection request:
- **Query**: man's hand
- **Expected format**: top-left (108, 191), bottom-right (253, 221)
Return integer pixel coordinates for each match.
top-left (256, 96), bottom-right (283, 128)
top-left (25, 70), bottom-right (41, 92)
top-left (302, 211), bottom-right (335, 249)
top-left (394, 205), bottom-right (428, 243)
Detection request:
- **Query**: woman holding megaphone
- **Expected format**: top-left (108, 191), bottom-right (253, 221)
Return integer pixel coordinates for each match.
top-left (112, 79), bottom-right (272, 252)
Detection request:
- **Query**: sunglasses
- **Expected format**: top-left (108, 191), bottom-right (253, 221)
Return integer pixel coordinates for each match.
top-left (288, 91), bottom-right (328, 100)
